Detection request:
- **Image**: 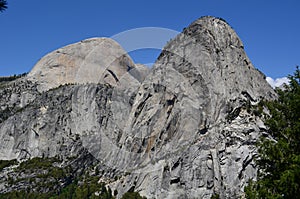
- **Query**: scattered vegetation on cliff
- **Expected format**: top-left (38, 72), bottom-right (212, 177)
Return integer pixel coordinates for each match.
top-left (0, 73), bottom-right (27, 83)
top-left (0, 157), bottom-right (146, 199)
top-left (0, 159), bottom-right (17, 172)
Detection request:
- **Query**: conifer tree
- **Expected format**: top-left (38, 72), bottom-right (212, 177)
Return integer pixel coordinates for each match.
top-left (0, 0), bottom-right (7, 12)
top-left (245, 67), bottom-right (300, 198)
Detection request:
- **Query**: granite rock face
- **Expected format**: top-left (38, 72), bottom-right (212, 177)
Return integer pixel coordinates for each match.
top-left (105, 16), bottom-right (275, 198)
top-left (27, 38), bottom-right (148, 92)
top-left (0, 16), bottom-right (275, 198)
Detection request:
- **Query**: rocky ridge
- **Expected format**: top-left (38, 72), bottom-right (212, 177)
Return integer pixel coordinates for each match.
top-left (0, 16), bottom-right (275, 199)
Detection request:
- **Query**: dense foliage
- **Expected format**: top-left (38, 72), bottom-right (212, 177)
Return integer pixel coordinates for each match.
top-left (50, 177), bottom-right (115, 199)
top-left (121, 191), bottom-right (147, 199)
top-left (0, 157), bottom-right (146, 199)
top-left (245, 67), bottom-right (300, 198)
top-left (0, 159), bottom-right (17, 172)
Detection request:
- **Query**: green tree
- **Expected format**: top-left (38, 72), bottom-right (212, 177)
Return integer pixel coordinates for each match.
top-left (121, 191), bottom-right (146, 199)
top-left (245, 67), bottom-right (300, 198)
top-left (0, 0), bottom-right (7, 12)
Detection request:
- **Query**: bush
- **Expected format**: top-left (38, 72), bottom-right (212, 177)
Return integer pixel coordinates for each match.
top-left (121, 191), bottom-right (146, 199)
top-left (0, 159), bottom-right (17, 172)
top-left (18, 157), bottom-right (60, 171)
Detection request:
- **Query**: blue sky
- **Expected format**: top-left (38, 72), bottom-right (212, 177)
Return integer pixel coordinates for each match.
top-left (0, 0), bottom-right (299, 79)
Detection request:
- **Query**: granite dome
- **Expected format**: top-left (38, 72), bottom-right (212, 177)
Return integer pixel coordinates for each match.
top-left (28, 37), bottom-right (148, 92)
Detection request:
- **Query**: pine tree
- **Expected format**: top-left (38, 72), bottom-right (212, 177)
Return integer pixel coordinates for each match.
top-left (0, 0), bottom-right (7, 12)
top-left (245, 67), bottom-right (300, 198)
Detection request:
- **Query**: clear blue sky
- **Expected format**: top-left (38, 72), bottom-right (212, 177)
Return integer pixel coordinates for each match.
top-left (0, 0), bottom-right (299, 78)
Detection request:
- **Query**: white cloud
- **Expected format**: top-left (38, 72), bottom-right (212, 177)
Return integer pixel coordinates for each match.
top-left (266, 77), bottom-right (290, 88)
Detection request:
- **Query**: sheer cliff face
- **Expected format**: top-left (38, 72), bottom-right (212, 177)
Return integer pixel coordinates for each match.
top-left (109, 16), bottom-right (276, 198)
top-left (0, 16), bottom-right (275, 198)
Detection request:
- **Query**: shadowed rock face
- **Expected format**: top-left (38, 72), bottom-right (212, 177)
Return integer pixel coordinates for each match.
top-left (0, 16), bottom-right (275, 198)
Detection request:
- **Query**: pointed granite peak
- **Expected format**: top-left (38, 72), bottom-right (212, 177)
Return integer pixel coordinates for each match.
top-left (156, 16), bottom-right (275, 103)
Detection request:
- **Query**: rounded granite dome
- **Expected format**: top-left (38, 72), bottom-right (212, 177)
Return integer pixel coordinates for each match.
top-left (27, 38), bottom-right (143, 92)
